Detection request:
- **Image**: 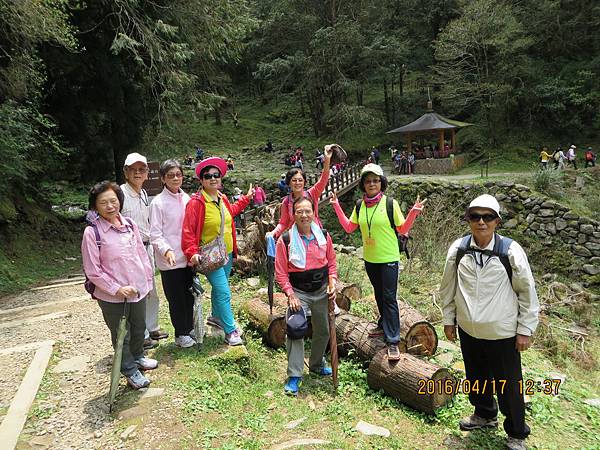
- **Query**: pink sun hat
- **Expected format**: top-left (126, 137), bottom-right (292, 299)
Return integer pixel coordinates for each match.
top-left (195, 156), bottom-right (228, 179)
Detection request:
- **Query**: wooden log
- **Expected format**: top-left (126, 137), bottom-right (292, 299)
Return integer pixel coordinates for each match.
top-left (239, 296), bottom-right (289, 348)
top-left (367, 350), bottom-right (455, 414)
top-left (398, 300), bottom-right (438, 356)
top-left (336, 281), bottom-right (360, 311)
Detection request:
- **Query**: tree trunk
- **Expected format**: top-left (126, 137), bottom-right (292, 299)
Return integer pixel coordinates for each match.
top-left (398, 300), bottom-right (438, 356)
top-left (383, 77), bottom-right (390, 125)
top-left (367, 350), bottom-right (455, 414)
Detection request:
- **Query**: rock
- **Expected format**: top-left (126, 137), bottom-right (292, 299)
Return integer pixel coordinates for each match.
top-left (563, 211), bottom-right (578, 220)
top-left (584, 398), bottom-right (600, 408)
top-left (529, 222), bottom-right (540, 231)
top-left (270, 439), bottom-right (331, 450)
top-left (541, 273), bottom-right (557, 282)
top-left (578, 234), bottom-right (588, 244)
top-left (436, 352), bottom-right (454, 366)
top-left (546, 223), bottom-right (556, 235)
top-left (308, 400), bottom-right (316, 410)
top-left (541, 201), bottom-right (557, 208)
top-left (538, 209), bottom-right (554, 217)
top-left (94, 431), bottom-right (103, 438)
top-left (53, 355), bottom-right (90, 373)
top-left (569, 282), bottom-right (585, 292)
top-left (246, 277), bottom-right (260, 287)
top-left (285, 417), bottom-right (307, 429)
top-left (140, 387), bottom-right (164, 400)
top-left (356, 247), bottom-right (364, 259)
top-left (579, 217), bottom-right (592, 225)
top-left (573, 245), bottom-right (592, 257)
top-left (555, 218), bottom-right (567, 231)
top-left (340, 245), bottom-right (356, 254)
top-left (583, 265), bottom-right (600, 275)
top-left (257, 287), bottom-right (268, 297)
top-left (120, 425), bottom-right (137, 440)
top-left (580, 224), bottom-right (595, 235)
top-left (526, 214), bottom-right (535, 224)
top-left (355, 420), bottom-right (391, 438)
top-left (584, 242), bottom-right (600, 251)
top-left (437, 340), bottom-right (460, 352)
top-left (503, 218), bottom-right (519, 229)
top-left (119, 405), bottom-right (147, 420)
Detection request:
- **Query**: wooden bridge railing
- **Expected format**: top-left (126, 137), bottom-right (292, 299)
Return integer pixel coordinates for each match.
top-left (240, 163), bottom-right (362, 228)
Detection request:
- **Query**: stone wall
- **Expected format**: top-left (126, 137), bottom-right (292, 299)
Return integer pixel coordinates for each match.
top-left (414, 155), bottom-right (465, 175)
top-left (389, 179), bottom-right (600, 277)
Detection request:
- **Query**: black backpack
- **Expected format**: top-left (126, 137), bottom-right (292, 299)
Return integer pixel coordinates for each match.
top-left (355, 197), bottom-right (411, 259)
top-left (455, 233), bottom-right (513, 283)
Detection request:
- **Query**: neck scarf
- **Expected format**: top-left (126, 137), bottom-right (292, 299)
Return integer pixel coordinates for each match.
top-left (363, 191), bottom-right (383, 208)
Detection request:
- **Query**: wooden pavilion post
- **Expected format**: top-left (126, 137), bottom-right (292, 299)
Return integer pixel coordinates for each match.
top-left (406, 132), bottom-right (412, 151)
top-left (438, 129), bottom-right (444, 155)
top-left (451, 128), bottom-right (456, 151)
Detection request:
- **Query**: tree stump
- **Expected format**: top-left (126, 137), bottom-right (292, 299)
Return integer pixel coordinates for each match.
top-left (367, 350), bottom-right (455, 414)
top-left (398, 300), bottom-right (438, 356)
top-left (240, 296), bottom-right (289, 348)
top-left (335, 282), bottom-right (360, 312)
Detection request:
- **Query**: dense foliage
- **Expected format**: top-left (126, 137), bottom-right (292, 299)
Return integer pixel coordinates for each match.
top-left (0, 0), bottom-right (598, 187)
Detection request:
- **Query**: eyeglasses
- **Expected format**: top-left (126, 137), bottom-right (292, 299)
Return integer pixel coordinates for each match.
top-left (97, 199), bottom-right (119, 208)
top-left (202, 173), bottom-right (221, 180)
top-left (364, 178), bottom-right (381, 184)
top-left (468, 213), bottom-right (498, 223)
top-left (165, 172), bottom-right (183, 179)
top-left (294, 209), bottom-right (313, 216)
top-left (127, 167), bottom-right (148, 174)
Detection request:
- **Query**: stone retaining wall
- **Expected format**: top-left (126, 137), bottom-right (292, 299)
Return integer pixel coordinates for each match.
top-left (389, 179), bottom-right (600, 276)
top-left (414, 155), bottom-right (465, 175)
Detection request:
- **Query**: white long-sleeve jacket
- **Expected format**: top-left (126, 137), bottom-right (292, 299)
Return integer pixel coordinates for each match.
top-left (439, 235), bottom-right (539, 340)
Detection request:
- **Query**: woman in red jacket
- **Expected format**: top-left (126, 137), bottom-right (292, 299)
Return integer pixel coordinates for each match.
top-left (182, 157), bottom-right (254, 346)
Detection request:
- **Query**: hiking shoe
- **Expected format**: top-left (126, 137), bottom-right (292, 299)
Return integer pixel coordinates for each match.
top-left (207, 315), bottom-right (224, 329)
top-left (310, 366), bottom-right (332, 377)
top-left (284, 377), bottom-right (302, 396)
top-left (135, 357), bottom-right (158, 371)
top-left (175, 335), bottom-right (195, 348)
top-left (459, 414), bottom-right (498, 431)
top-left (506, 437), bottom-right (527, 450)
top-left (368, 326), bottom-right (385, 338)
top-left (149, 329), bottom-right (169, 340)
top-left (126, 369), bottom-right (150, 390)
top-left (225, 328), bottom-right (243, 346)
top-left (387, 344), bottom-right (401, 361)
top-left (143, 338), bottom-right (159, 350)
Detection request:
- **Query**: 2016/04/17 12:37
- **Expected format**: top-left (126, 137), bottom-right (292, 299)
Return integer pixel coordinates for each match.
top-left (417, 378), bottom-right (562, 396)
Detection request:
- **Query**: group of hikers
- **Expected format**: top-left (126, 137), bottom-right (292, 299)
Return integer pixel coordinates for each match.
top-left (539, 144), bottom-right (596, 170)
top-left (81, 143), bottom-right (540, 450)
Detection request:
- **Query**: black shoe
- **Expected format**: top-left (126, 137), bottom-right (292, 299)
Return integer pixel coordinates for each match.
top-left (149, 329), bottom-right (169, 340)
top-left (387, 344), bottom-right (401, 361)
top-left (143, 338), bottom-right (159, 350)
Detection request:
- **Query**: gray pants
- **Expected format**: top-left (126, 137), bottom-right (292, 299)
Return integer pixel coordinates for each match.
top-left (98, 297), bottom-right (147, 376)
top-left (144, 244), bottom-right (160, 338)
top-left (287, 285), bottom-right (330, 377)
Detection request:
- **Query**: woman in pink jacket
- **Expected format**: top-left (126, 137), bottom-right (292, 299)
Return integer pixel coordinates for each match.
top-left (81, 181), bottom-right (157, 389)
top-left (268, 145), bottom-right (334, 240)
top-left (149, 160), bottom-right (195, 348)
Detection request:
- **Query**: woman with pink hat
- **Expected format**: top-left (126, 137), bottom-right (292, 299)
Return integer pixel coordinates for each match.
top-left (181, 157), bottom-right (255, 346)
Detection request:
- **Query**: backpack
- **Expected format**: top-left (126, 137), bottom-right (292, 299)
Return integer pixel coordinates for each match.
top-left (84, 217), bottom-right (134, 298)
top-left (553, 151), bottom-right (560, 161)
top-left (355, 197), bottom-right (411, 259)
top-left (455, 233), bottom-right (513, 283)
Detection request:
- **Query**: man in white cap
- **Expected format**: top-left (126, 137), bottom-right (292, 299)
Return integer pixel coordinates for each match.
top-left (121, 152), bottom-right (168, 349)
top-left (566, 145), bottom-right (577, 169)
top-left (439, 194), bottom-right (539, 450)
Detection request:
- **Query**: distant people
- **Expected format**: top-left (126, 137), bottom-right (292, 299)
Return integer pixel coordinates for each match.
top-left (195, 145), bottom-right (204, 162)
top-left (268, 146), bottom-right (333, 240)
top-left (294, 158), bottom-right (303, 170)
top-left (407, 151), bottom-right (415, 174)
top-left (329, 164), bottom-right (425, 360)
top-left (278, 174), bottom-right (289, 196)
top-left (585, 147), bottom-right (596, 168)
top-left (227, 156), bottom-right (235, 171)
top-left (233, 187), bottom-right (243, 231)
top-left (400, 152), bottom-right (408, 175)
top-left (82, 181), bottom-right (156, 389)
top-left (370, 146), bottom-right (380, 164)
top-left (316, 150), bottom-right (325, 169)
top-left (149, 160), bottom-right (194, 348)
top-left (539, 147), bottom-right (552, 170)
top-left (566, 145), bottom-right (577, 169)
top-left (275, 197), bottom-right (337, 396)
top-left (253, 184), bottom-right (266, 206)
top-left (120, 153), bottom-right (167, 350)
top-left (266, 139), bottom-right (273, 153)
top-left (393, 152), bottom-right (401, 173)
top-left (182, 157), bottom-right (255, 346)
top-left (553, 146), bottom-right (565, 170)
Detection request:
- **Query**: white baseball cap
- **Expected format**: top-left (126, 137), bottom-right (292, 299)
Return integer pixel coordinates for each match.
top-left (124, 152), bottom-right (148, 167)
top-left (468, 194), bottom-right (501, 218)
top-left (360, 163), bottom-right (384, 178)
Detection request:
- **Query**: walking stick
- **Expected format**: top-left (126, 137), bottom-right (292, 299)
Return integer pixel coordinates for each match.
top-left (266, 235), bottom-right (276, 315)
top-left (328, 285), bottom-right (339, 392)
top-left (108, 296), bottom-right (128, 412)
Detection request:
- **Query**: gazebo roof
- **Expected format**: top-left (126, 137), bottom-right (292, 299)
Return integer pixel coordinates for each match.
top-left (387, 112), bottom-right (472, 134)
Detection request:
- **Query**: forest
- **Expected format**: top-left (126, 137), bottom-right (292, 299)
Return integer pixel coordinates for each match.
top-left (1, 0), bottom-right (599, 194)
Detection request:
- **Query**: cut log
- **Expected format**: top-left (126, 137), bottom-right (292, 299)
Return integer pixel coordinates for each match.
top-left (335, 282), bottom-right (360, 312)
top-left (239, 296), bottom-right (289, 348)
top-left (367, 350), bottom-right (455, 414)
top-left (398, 300), bottom-right (438, 356)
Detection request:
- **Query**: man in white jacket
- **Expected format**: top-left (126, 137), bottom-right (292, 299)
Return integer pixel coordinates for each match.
top-left (439, 194), bottom-right (539, 450)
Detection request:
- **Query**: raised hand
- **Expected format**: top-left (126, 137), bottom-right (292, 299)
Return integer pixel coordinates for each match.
top-left (414, 194), bottom-right (428, 210)
top-left (246, 183), bottom-right (255, 199)
top-left (329, 192), bottom-right (338, 205)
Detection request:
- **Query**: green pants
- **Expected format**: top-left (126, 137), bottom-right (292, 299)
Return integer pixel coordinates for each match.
top-left (286, 285), bottom-right (329, 377)
top-left (98, 297), bottom-right (146, 377)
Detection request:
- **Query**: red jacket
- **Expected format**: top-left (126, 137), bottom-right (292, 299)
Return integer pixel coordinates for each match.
top-left (181, 191), bottom-right (250, 261)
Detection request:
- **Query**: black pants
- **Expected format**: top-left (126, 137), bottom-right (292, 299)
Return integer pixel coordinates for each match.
top-left (586, 159), bottom-right (595, 167)
top-left (98, 298), bottom-right (146, 376)
top-left (364, 261), bottom-right (400, 344)
top-left (458, 327), bottom-right (530, 439)
top-left (160, 267), bottom-right (195, 337)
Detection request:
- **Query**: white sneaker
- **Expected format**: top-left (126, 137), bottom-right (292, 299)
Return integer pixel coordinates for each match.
top-left (225, 328), bottom-right (243, 346)
top-left (135, 356), bottom-right (158, 370)
top-left (175, 335), bottom-right (195, 348)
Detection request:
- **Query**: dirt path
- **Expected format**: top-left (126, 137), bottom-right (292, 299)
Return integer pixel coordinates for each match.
top-left (0, 279), bottom-right (139, 449)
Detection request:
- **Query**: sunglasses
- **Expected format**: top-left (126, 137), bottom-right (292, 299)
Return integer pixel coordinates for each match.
top-left (202, 173), bottom-right (221, 180)
top-left (468, 213), bottom-right (498, 223)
